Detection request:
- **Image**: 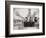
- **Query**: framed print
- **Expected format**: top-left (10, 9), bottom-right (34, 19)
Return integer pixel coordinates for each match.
top-left (5, 1), bottom-right (45, 37)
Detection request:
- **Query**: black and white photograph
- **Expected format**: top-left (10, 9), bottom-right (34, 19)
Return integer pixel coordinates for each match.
top-left (5, 1), bottom-right (45, 37)
top-left (13, 8), bottom-right (39, 30)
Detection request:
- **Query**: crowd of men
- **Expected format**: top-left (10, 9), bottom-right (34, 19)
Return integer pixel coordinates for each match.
top-left (24, 17), bottom-right (39, 27)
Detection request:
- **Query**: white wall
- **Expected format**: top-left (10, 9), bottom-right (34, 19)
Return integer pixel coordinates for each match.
top-left (0, 0), bottom-right (46, 38)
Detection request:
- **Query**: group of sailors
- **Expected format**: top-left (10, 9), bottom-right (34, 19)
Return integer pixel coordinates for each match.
top-left (24, 17), bottom-right (39, 27)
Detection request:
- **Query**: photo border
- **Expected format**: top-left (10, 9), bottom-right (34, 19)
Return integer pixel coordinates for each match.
top-left (5, 1), bottom-right (45, 37)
